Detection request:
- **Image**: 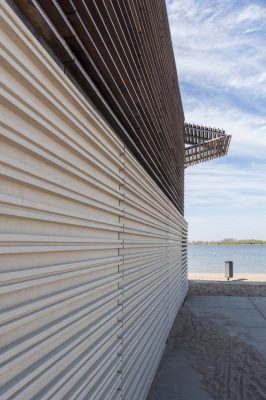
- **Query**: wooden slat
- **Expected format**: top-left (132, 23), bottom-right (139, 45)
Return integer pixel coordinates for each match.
top-left (10, 0), bottom-right (185, 214)
top-left (184, 123), bottom-right (231, 167)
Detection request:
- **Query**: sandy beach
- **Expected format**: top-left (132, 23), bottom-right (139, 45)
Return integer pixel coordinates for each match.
top-left (188, 273), bottom-right (266, 297)
top-left (188, 272), bottom-right (266, 282)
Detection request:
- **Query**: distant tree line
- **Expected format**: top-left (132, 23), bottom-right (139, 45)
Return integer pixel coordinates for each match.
top-left (189, 238), bottom-right (266, 245)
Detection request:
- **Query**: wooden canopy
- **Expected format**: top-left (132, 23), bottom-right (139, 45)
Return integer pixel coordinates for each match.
top-left (184, 123), bottom-right (231, 168)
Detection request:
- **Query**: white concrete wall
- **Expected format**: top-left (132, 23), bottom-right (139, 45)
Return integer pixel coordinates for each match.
top-left (0, 2), bottom-right (188, 399)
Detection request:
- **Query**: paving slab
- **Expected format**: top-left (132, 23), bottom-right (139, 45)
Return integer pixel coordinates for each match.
top-left (148, 350), bottom-right (213, 400)
top-left (225, 326), bottom-right (266, 357)
top-left (148, 295), bottom-right (266, 400)
top-left (184, 305), bottom-right (266, 328)
top-left (185, 295), bottom-right (254, 309)
top-left (250, 297), bottom-right (266, 319)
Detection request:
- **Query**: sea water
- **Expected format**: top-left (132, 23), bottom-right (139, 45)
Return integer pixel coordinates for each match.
top-left (188, 244), bottom-right (266, 274)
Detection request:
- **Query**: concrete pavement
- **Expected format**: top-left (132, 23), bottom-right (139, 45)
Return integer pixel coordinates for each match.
top-left (148, 295), bottom-right (266, 400)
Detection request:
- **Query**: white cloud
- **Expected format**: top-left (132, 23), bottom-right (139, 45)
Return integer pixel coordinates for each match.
top-left (184, 100), bottom-right (266, 159)
top-left (185, 161), bottom-right (266, 240)
top-left (186, 214), bottom-right (266, 241)
top-left (185, 162), bottom-right (266, 207)
top-left (167, 0), bottom-right (266, 98)
top-left (235, 4), bottom-right (266, 23)
top-left (185, 161), bottom-right (266, 241)
top-left (166, 0), bottom-right (266, 240)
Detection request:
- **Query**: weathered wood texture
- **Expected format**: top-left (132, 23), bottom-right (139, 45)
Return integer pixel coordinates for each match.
top-left (184, 123), bottom-right (231, 167)
top-left (10, 0), bottom-right (185, 214)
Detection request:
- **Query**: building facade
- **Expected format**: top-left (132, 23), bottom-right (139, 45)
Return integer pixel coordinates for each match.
top-left (0, 1), bottom-right (230, 399)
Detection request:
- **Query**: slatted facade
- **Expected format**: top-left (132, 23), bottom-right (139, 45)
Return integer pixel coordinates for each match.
top-left (0, 2), bottom-right (187, 399)
top-left (184, 123), bottom-right (231, 167)
top-left (9, 0), bottom-right (185, 214)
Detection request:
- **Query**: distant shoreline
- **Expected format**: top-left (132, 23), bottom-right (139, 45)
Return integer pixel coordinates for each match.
top-left (188, 243), bottom-right (266, 245)
top-left (189, 241), bottom-right (266, 245)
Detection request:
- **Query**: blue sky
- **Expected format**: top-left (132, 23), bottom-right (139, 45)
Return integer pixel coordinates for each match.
top-left (166, 0), bottom-right (266, 241)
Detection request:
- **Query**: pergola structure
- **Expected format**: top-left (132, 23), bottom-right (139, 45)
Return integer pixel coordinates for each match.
top-left (184, 123), bottom-right (231, 167)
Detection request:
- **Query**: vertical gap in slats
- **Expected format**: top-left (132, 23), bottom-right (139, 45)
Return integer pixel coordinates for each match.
top-left (117, 144), bottom-right (126, 397)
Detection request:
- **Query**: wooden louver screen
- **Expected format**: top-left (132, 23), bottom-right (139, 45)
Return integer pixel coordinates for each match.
top-left (10, 0), bottom-right (185, 214)
top-left (184, 123), bottom-right (231, 167)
